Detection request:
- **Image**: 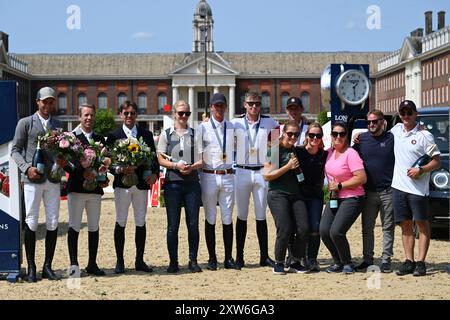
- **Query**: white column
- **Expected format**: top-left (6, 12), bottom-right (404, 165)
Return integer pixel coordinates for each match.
top-left (172, 86), bottom-right (179, 104)
top-left (189, 86), bottom-right (195, 127)
top-left (228, 85), bottom-right (235, 120)
top-left (214, 86), bottom-right (220, 94)
top-left (67, 122), bottom-right (73, 132)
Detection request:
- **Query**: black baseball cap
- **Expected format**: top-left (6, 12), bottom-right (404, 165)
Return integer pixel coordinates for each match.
top-left (210, 93), bottom-right (227, 105)
top-left (286, 96), bottom-right (303, 108)
top-left (398, 100), bottom-right (417, 112)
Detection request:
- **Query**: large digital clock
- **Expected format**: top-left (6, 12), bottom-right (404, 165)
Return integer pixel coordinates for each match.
top-left (335, 69), bottom-right (370, 106)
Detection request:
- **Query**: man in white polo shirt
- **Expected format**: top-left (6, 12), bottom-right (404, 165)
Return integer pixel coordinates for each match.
top-left (199, 93), bottom-right (237, 270)
top-left (391, 100), bottom-right (440, 277)
top-left (232, 91), bottom-right (278, 269)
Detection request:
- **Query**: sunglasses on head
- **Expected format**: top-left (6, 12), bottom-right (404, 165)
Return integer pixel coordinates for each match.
top-left (367, 119), bottom-right (382, 125)
top-left (399, 110), bottom-right (413, 117)
top-left (246, 101), bottom-right (262, 107)
top-left (308, 133), bottom-right (323, 139)
top-left (285, 131), bottom-right (300, 139)
top-left (123, 111), bottom-right (136, 117)
top-left (177, 111), bottom-right (191, 117)
top-left (331, 131), bottom-right (346, 138)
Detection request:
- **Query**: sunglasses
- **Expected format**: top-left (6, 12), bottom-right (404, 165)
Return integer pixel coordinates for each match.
top-left (285, 131), bottom-right (300, 139)
top-left (246, 101), bottom-right (262, 107)
top-left (308, 133), bottom-right (323, 139)
top-left (123, 111), bottom-right (136, 117)
top-left (367, 119), bottom-right (382, 125)
top-left (331, 131), bottom-right (347, 138)
top-left (399, 110), bottom-right (413, 117)
top-left (177, 111), bottom-right (191, 117)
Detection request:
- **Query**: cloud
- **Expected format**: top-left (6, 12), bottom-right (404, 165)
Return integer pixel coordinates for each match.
top-left (131, 32), bottom-right (153, 39)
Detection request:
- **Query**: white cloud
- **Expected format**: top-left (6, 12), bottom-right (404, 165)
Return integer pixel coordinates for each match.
top-left (131, 32), bottom-right (153, 39)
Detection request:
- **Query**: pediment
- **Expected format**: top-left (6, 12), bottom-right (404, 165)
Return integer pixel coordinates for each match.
top-left (399, 38), bottom-right (420, 62)
top-left (0, 40), bottom-right (8, 65)
top-left (171, 54), bottom-right (238, 76)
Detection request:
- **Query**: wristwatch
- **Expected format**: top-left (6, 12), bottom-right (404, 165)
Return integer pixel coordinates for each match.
top-left (418, 166), bottom-right (424, 175)
top-left (338, 182), bottom-right (343, 190)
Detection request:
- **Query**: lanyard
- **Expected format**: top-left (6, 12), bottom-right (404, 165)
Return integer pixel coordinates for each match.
top-left (244, 116), bottom-right (261, 152)
top-left (210, 118), bottom-right (227, 160)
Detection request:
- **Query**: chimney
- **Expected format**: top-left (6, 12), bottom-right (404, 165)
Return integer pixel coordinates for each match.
top-left (0, 31), bottom-right (9, 52)
top-left (425, 11), bottom-right (433, 35)
top-left (410, 28), bottom-right (424, 37)
top-left (438, 11), bottom-right (445, 30)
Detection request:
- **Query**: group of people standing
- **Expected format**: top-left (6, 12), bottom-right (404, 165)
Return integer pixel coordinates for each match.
top-left (11, 86), bottom-right (440, 282)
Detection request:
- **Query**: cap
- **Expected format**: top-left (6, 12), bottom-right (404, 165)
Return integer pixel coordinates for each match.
top-left (286, 96), bottom-right (303, 108)
top-left (36, 87), bottom-right (56, 100)
top-left (398, 100), bottom-right (417, 112)
top-left (210, 93), bottom-right (227, 105)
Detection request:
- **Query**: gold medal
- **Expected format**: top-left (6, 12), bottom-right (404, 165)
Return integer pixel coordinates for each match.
top-left (249, 147), bottom-right (256, 155)
top-left (222, 153), bottom-right (227, 161)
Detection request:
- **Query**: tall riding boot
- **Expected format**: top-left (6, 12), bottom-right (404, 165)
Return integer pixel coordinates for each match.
top-left (67, 227), bottom-right (79, 266)
top-left (42, 228), bottom-right (61, 280)
top-left (24, 225), bottom-right (37, 282)
top-left (205, 220), bottom-right (217, 270)
top-left (114, 222), bottom-right (125, 274)
top-left (257, 220), bottom-right (275, 267)
top-left (86, 230), bottom-right (105, 276)
top-left (223, 223), bottom-right (237, 269)
top-left (235, 218), bottom-right (247, 269)
top-left (135, 225), bottom-right (152, 272)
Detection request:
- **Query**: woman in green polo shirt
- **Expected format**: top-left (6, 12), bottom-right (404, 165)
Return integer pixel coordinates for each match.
top-left (263, 121), bottom-right (309, 275)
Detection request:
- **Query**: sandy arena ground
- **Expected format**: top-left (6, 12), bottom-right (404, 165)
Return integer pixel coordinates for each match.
top-left (0, 192), bottom-right (449, 300)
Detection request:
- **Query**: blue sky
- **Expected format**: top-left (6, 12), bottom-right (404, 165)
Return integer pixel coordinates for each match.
top-left (0, 0), bottom-right (448, 53)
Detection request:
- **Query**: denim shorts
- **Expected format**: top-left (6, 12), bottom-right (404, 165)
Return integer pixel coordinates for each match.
top-left (392, 188), bottom-right (429, 223)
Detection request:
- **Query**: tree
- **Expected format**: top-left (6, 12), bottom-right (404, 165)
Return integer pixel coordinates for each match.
top-left (94, 109), bottom-right (116, 136)
top-left (317, 110), bottom-right (329, 126)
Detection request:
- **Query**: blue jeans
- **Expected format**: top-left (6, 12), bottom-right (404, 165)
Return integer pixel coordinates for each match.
top-left (305, 197), bottom-right (323, 261)
top-left (164, 181), bottom-right (201, 262)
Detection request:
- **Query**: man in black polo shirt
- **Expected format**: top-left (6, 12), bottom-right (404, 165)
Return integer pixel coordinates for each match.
top-left (353, 109), bottom-right (395, 273)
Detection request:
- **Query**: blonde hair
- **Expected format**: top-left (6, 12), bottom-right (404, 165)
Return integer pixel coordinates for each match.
top-left (304, 122), bottom-right (324, 150)
top-left (173, 100), bottom-right (190, 113)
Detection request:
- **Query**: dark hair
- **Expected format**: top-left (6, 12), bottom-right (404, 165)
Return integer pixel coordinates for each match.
top-left (367, 109), bottom-right (384, 119)
top-left (119, 100), bottom-right (138, 113)
top-left (331, 121), bottom-right (347, 133)
top-left (78, 104), bottom-right (96, 116)
top-left (244, 91), bottom-right (261, 101)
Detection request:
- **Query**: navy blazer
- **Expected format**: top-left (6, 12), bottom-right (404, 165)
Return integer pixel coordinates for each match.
top-left (65, 131), bottom-right (106, 195)
top-left (106, 126), bottom-right (159, 190)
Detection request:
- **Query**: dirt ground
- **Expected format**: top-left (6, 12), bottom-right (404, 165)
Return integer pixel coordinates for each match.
top-left (0, 192), bottom-right (449, 300)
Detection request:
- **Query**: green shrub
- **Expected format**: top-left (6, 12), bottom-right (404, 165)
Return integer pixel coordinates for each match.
top-left (317, 110), bottom-right (329, 126)
top-left (94, 109), bottom-right (116, 137)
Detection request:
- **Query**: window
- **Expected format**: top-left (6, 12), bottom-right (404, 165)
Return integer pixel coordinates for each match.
top-left (118, 92), bottom-right (127, 108)
top-left (138, 93), bottom-right (147, 115)
top-left (98, 93), bottom-right (107, 110)
top-left (281, 92), bottom-right (289, 113)
top-left (301, 91), bottom-right (310, 113)
top-left (57, 93), bottom-right (67, 115)
top-left (261, 92), bottom-right (270, 114)
top-left (78, 93), bottom-right (87, 107)
top-left (158, 92), bottom-right (167, 114)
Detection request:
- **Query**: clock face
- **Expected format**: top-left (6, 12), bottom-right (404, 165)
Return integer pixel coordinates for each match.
top-left (335, 69), bottom-right (370, 106)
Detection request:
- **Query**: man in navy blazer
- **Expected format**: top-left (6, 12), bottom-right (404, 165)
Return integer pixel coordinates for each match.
top-left (106, 101), bottom-right (159, 274)
top-left (11, 87), bottom-right (63, 282)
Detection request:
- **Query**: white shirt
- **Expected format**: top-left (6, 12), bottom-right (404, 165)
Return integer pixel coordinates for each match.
top-left (232, 114), bottom-right (279, 166)
top-left (37, 112), bottom-right (50, 130)
top-left (391, 123), bottom-right (441, 196)
top-left (280, 119), bottom-right (308, 146)
top-left (123, 124), bottom-right (138, 138)
top-left (199, 117), bottom-right (235, 170)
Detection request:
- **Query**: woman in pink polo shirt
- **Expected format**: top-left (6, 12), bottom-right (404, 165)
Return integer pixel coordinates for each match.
top-left (320, 121), bottom-right (367, 274)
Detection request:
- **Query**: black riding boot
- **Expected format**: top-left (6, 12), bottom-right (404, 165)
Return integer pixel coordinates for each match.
top-left (257, 220), bottom-right (275, 267)
top-left (235, 218), bottom-right (247, 269)
top-left (205, 220), bottom-right (217, 270)
top-left (135, 225), bottom-right (152, 272)
top-left (86, 230), bottom-right (105, 276)
top-left (24, 225), bottom-right (37, 282)
top-left (114, 222), bottom-right (125, 274)
top-left (223, 223), bottom-right (237, 269)
top-left (42, 228), bottom-right (61, 280)
top-left (67, 227), bottom-right (79, 266)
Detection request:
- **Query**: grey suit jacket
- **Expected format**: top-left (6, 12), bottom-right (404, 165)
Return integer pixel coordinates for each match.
top-left (11, 112), bottom-right (62, 183)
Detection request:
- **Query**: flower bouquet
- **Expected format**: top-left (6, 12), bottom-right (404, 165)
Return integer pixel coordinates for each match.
top-left (80, 141), bottom-right (111, 191)
top-left (39, 129), bottom-right (84, 183)
top-left (110, 137), bottom-right (154, 187)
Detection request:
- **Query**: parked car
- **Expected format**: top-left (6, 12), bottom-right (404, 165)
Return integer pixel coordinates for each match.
top-left (416, 107), bottom-right (449, 237)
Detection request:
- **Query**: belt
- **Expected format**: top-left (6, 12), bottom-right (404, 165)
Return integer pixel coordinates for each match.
top-left (202, 168), bottom-right (234, 175)
top-left (236, 165), bottom-right (264, 171)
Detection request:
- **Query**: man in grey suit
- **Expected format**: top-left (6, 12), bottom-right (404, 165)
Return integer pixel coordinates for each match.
top-left (11, 87), bottom-right (63, 282)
